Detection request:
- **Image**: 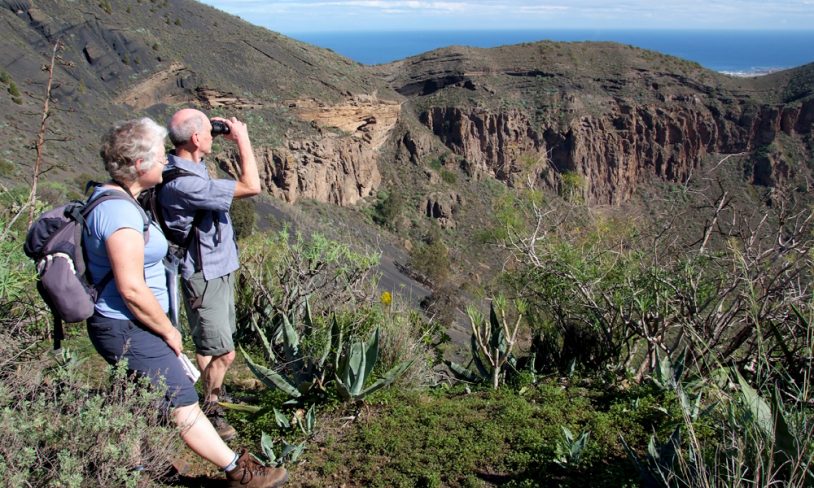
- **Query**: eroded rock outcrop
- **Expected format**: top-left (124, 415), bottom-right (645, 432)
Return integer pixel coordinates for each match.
top-left (220, 96), bottom-right (401, 205)
top-left (424, 191), bottom-right (462, 229)
top-left (419, 98), bottom-right (814, 204)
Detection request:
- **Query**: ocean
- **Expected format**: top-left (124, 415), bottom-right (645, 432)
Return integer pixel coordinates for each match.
top-left (288, 29), bottom-right (814, 75)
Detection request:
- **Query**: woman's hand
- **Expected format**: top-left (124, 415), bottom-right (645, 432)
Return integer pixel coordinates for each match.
top-left (163, 326), bottom-right (183, 357)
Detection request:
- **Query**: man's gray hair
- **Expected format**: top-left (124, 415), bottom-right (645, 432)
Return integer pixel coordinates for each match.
top-left (168, 112), bottom-right (205, 147)
top-left (100, 118), bottom-right (167, 183)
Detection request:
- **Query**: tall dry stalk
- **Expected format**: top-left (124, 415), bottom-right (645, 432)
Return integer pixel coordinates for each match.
top-left (26, 39), bottom-right (62, 228)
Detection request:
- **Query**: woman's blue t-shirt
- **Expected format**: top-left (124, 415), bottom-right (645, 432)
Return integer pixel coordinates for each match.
top-left (84, 188), bottom-right (169, 320)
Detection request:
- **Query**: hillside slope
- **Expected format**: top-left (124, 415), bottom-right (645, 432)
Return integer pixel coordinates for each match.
top-left (1, 0), bottom-right (812, 314)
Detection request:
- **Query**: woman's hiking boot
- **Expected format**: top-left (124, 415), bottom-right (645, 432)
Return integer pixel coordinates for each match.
top-left (225, 449), bottom-right (288, 487)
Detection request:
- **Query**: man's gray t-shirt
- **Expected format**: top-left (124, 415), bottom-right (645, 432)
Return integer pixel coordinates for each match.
top-left (158, 153), bottom-right (238, 281)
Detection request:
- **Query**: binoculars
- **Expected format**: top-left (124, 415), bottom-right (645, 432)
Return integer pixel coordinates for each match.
top-left (210, 120), bottom-right (230, 136)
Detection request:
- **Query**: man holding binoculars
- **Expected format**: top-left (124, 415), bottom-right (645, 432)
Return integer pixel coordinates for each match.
top-left (160, 108), bottom-right (261, 440)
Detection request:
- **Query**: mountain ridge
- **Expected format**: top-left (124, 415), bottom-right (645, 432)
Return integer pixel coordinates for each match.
top-left (1, 0), bottom-right (812, 300)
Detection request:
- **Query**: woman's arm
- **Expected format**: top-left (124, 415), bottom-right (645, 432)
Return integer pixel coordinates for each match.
top-left (106, 227), bottom-right (182, 356)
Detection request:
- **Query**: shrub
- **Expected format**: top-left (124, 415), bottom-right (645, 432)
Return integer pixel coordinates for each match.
top-left (7, 81), bottom-right (20, 98)
top-left (231, 197), bottom-right (256, 240)
top-left (408, 227), bottom-right (450, 286)
top-left (237, 229), bottom-right (380, 330)
top-left (0, 348), bottom-right (179, 486)
top-left (0, 158), bottom-right (14, 177)
top-left (501, 186), bottom-right (814, 384)
top-left (371, 188), bottom-right (404, 231)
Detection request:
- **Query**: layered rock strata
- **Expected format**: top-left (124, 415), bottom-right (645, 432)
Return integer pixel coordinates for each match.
top-left (221, 97), bottom-right (401, 205)
top-left (419, 98), bottom-right (814, 204)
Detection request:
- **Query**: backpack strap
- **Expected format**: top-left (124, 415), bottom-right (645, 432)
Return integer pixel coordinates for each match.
top-left (152, 168), bottom-right (212, 269)
top-left (80, 189), bottom-right (150, 294)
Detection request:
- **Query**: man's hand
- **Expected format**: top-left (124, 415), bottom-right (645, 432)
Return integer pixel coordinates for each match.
top-left (212, 116), bottom-right (249, 144)
top-left (214, 115), bottom-right (261, 198)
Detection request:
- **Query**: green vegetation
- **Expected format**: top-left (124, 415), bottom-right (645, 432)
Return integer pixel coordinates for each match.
top-left (231, 197), bottom-right (256, 240)
top-left (4, 170), bottom-right (813, 486)
top-left (2, 70), bottom-right (22, 105)
top-left (0, 205), bottom-right (177, 486)
top-left (98, 0), bottom-right (112, 14)
top-left (0, 158), bottom-right (14, 177)
top-left (409, 226), bottom-right (451, 286)
top-left (370, 188), bottom-right (405, 231)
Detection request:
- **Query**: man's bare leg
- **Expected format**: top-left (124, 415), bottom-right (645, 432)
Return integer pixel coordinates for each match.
top-left (197, 351), bottom-right (235, 403)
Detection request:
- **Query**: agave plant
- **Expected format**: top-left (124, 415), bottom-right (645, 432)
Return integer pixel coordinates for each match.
top-left (447, 297), bottom-right (526, 389)
top-left (259, 432), bottom-right (306, 468)
top-left (334, 328), bottom-right (413, 402)
top-left (271, 404), bottom-right (317, 435)
top-left (241, 300), bottom-right (336, 404)
top-left (241, 298), bottom-right (412, 404)
top-left (554, 426), bottom-right (591, 468)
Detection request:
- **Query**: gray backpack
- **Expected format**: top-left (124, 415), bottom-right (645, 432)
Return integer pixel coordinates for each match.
top-left (24, 190), bottom-right (148, 349)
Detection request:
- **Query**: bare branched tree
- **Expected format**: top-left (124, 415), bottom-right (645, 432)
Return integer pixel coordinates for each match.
top-left (501, 165), bottom-right (813, 384)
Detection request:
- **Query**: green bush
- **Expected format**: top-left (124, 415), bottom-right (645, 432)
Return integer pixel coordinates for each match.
top-left (237, 229), bottom-right (380, 328)
top-left (231, 197), bottom-right (256, 240)
top-left (0, 158), bottom-right (14, 177)
top-left (0, 350), bottom-right (179, 486)
top-left (371, 188), bottom-right (404, 231)
top-left (408, 227), bottom-right (450, 286)
top-left (6, 81), bottom-right (20, 98)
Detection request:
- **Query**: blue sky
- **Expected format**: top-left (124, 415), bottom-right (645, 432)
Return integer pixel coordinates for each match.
top-left (198, 0), bottom-right (814, 33)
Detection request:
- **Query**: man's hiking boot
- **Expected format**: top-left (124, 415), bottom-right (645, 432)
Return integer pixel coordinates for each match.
top-left (204, 401), bottom-right (237, 441)
top-left (226, 449), bottom-right (288, 487)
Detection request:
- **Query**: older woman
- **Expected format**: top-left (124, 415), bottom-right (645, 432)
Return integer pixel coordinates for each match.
top-left (85, 117), bottom-right (287, 488)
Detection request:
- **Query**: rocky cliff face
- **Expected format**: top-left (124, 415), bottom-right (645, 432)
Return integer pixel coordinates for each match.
top-left (219, 96), bottom-right (401, 205)
top-left (416, 94), bottom-right (814, 205)
top-left (3, 0), bottom-right (813, 212)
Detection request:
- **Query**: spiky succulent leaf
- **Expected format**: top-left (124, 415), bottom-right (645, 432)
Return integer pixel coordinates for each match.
top-left (273, 408), bottom-right (290, 429)
top-left (304, 297), bottom-right (314, 327)
top-left (447, 360), bottom-right (481, 382)
top-left (771, 385), bottom-right (798, 466)
top-left (350, 344), bottom-right (367, 396)
top-left (489, 302), bottom-right (502, 351)
top-left (251, 317), bottom-right (276, 364)
top-left (261, 432), bottom-right (276, 463)
top-left (359, 360), bottom-right (413, 397)
top-left (304, 404), bottom-right (316, 433)
top-left (363, 328), bottom-right (380, 382)
top-left (672, 348), bottom-right (687, 387)
top-left (470, 333), bottom-right (491, 378)
top-left (466, 306), bottom-right (483, 328)
top-left (280, 441), bottom-right (306, 464)
top-left (737, 372), bottom-right (772, 438)
top-left (333, 315), bottom-right (344, 371)
top-left (241, 346), bottom-right (302, 398)
top-left (281, 313), bottom-right (300, 361)
top-left (334, 372), bottom-right (352, 401)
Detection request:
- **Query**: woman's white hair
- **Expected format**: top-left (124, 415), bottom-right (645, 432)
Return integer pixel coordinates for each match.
top-left (100, 117), bottom-right (167, 183)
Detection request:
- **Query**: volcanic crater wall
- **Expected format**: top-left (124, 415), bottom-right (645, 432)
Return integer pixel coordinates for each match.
top-left (419, 98), bottom-right (814, 204)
